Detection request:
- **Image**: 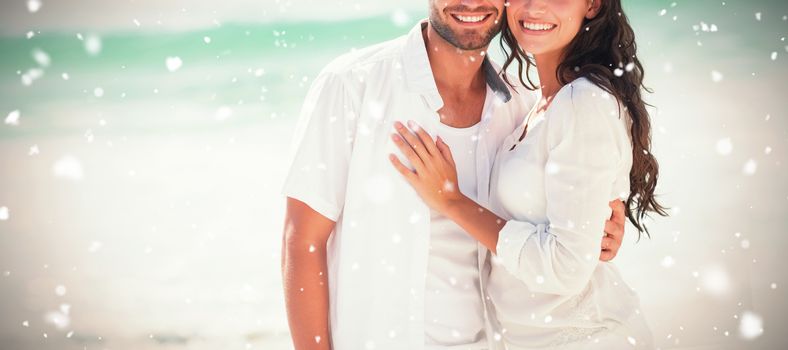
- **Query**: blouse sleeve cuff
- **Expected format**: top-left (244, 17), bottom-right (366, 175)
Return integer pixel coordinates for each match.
top-left (495, 220), bottom-right (546, 276)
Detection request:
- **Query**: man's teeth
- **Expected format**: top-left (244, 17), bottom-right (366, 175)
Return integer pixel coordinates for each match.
top-left (523, 22), bottom-right (556, 31)
top-left (455, 15), bottom-right (487, 23)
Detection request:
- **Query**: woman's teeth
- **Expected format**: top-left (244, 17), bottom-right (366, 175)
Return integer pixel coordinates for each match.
top-left (454, 15), bottom-right (487, 23)
top-left (522, 22), bottom-right (557, 31)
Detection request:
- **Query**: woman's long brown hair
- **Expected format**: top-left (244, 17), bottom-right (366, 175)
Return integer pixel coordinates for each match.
top-left (500, 0), bottom-right (668, 238)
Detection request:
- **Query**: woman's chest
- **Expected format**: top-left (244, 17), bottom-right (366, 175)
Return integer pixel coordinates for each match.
top-left (490, 116), bottom-right (551, 223)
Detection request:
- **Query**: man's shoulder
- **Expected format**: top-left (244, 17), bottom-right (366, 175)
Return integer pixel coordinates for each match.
top-left (319, 34), bottom-right (409, 77)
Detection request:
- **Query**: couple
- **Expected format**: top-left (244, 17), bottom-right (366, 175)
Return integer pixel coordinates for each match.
top-left (282, 0), bottom-right (665, 349)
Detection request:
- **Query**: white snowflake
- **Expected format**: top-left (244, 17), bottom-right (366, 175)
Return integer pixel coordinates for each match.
top-left (32, 48), bottom-right (51, 67)
top-left (661, 256), bottom-right (675, 268)
top-left (84, 34), bottom-right (102, 56)
top-left (715, 138), bottom-right (732, 155)
top-left (391, 9), bottom-right (411, 27)
top-left (215, 106), bottom-right (232, 121)
top-left (710, 70), bottom-right (724, 82)
top-left (5, 110), bottom-right (20, 125)
top-left (700, 265), bottom-right (731, 297)
top-left (27, 0), bottom-right (42, 13)
top-left (53, 155), bottom-right (84, 180)
top-left (742, 159), bottom-right (757, 175)
top-left (166, 56), bottom-right (183, 72)
top-left (738, 311), bottom-right (764, 340)
top-left (54, 285), bottom-right (67, 296)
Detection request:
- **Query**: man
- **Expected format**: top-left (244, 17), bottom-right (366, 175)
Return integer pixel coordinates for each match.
top-left (281, 1), bottom-right (626, 349)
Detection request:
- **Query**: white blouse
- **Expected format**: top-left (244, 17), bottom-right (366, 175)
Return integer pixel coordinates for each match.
top-left (485, 78), bottom-right (654, 349)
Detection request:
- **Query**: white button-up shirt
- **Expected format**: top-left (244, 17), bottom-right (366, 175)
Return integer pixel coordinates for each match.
top-left (282, 21), bottom-right (535, 350)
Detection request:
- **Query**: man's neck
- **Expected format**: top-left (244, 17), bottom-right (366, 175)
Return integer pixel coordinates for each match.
top-left (423, 23), bottom-right (487, 94)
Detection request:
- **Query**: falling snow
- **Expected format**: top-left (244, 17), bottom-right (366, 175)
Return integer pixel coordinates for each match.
top-left (52, 155), bottom-right (84, 180)
top-left (715, 138), bottom-right (733, 155)
top-left (710, 70), bottom-right (724, 82)
top-left (27, 0), bottom-right (42, 13)
top-left (84, 34), bottom-right (102, 56)
top-left (742, 159), bottom-right (757, 175)
top-left (5, 110), bottom-right (20, 125)
top-left (738, 311), bottom-right (764, 340)
top-left (32, 48), bottom-right (51, 67)
top-left (166, 56), bottom-right (183, 72)
top-left (661, 256), bottom-right (675, 268)
top-left (700, 265), bottom-right (731, 297)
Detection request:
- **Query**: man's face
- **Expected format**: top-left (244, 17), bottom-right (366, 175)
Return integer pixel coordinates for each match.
top-left (429, 0), bottom-right (506, 51)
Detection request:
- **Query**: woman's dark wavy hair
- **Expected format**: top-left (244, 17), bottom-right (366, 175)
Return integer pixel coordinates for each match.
top-left (499, 0), bottom-right (667, 238)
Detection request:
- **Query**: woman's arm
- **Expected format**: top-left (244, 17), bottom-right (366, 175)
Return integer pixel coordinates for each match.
top-left (389, 84), bottom-right (628, 295)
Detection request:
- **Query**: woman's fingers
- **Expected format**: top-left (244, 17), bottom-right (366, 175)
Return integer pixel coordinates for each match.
top-left (388, 154), bottom-right (417, 184)
top-left (391, 134), bottom-right (426, 174)
top-left (408, 120), bottom-right (440, 158)
top-left (394, 121), bottom-right (432, 163)
top-left (436, 137), bottom-right (456, 167)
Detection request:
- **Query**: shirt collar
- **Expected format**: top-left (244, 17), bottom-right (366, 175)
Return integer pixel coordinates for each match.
top-left (402, 20), bottom-right (512, 112)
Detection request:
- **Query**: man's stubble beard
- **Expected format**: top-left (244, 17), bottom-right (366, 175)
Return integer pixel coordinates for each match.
top-left (428, 7), bottom-right (504, 51)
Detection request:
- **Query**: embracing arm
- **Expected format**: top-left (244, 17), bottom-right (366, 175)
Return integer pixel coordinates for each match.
top-left (389, 86), bottom-right (628, 295)
top-left (282, 198), bottom-right (334, 350)
top-left (437, 196), bottom-right (624, 269)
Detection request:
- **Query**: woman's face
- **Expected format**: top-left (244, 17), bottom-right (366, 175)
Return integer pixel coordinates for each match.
top-left (506, 0), bottom-right (600, 56)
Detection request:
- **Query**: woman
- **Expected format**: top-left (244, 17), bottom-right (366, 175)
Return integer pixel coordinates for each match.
top-left (388, 0), bottom-right (666, 348)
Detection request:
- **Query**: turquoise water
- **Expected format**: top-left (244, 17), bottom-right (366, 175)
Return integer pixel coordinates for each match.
top-left (1, 0), bottom-right (785, 139)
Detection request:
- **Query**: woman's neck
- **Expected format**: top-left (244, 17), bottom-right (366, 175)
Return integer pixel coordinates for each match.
top-left (533, 50), bottom-right (564, 99)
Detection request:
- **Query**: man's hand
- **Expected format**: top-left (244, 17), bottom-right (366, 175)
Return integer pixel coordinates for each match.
top-left (600, 200), bottom-right (626, 261)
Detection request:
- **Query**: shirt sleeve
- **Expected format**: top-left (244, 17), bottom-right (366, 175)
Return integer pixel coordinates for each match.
top-left (494, 82), bottom-right (627, 296)
top-left (281, 69), bottom-right (358, 222)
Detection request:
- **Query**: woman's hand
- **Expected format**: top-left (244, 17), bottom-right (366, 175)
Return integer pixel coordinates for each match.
top-left (388, 120), bottom-right (465, 214)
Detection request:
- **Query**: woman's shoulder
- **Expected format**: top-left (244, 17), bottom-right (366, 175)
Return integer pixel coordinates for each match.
top-left (548, 77), bottom-right (624, 126)
top-left (546, 77), bottom-right (628, 139)
top-left (554, 77), bottom-right (619, 113)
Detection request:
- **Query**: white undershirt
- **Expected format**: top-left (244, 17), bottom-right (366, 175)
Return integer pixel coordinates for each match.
top-left (424, 115), bottom-right (486, 348)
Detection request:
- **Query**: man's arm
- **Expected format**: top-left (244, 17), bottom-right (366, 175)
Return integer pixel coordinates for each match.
top-left (282, 198), bottom-right (335, 350)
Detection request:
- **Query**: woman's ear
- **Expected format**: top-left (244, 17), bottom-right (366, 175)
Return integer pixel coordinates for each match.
top-left (586, 0), bottom-right (602, 19)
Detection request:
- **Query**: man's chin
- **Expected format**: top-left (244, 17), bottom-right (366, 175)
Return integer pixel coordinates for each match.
top-left (453, 37), bottom-right (491, 51)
